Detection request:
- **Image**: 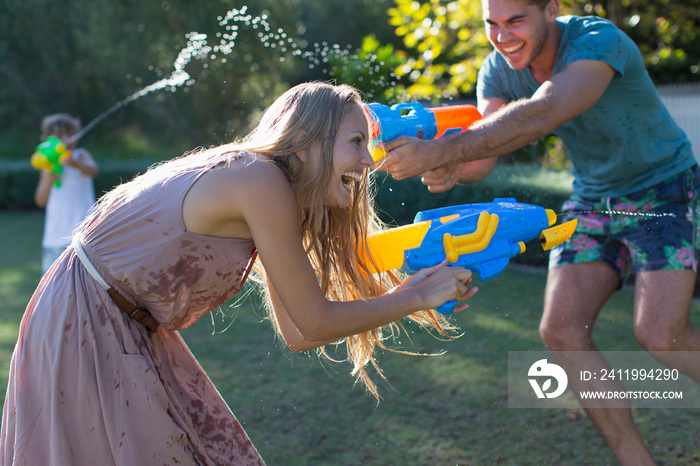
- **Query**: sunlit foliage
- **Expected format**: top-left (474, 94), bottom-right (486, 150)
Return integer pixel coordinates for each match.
top-left (381, 0), bottom-right (699, 101)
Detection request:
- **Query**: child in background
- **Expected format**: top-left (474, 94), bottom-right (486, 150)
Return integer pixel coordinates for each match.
top-left (34, 113), bottom-right (99, 274)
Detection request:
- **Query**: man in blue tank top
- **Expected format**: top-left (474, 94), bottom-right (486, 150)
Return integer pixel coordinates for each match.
top-left (378, 1), bottom-right (699, 464)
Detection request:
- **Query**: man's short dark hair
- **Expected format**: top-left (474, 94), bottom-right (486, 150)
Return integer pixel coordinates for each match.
top-left (530, 0), bottom-right (551, 10)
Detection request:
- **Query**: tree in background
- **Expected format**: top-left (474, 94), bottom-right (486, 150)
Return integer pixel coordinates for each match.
top-left (353, 0), bottom-right (697, 167)
top-left (0, 0), bottom-right (395, 157)
top-left (1, 0), bottom-right (697, 160)
top-left (379, 0), bottom-right (699, 101)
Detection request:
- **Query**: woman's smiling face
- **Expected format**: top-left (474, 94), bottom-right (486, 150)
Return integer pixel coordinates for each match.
top-left (324, 104), bottom-right (373, 208)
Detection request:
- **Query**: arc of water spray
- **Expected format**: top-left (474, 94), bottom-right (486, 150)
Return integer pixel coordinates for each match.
top-left (561, 210), bottom-right (677, 219)
top-left (66, 32), bottom-right (214, 144)
top-left (63, 6), bottom-right (400, 145)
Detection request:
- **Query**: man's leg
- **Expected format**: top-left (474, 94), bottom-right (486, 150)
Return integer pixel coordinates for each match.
top-left (540, 262), bottom-right (655, 466)
top-left (633, 269), bottom-right (700, 380)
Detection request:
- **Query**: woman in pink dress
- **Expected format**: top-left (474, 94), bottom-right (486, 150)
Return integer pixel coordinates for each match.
top-left (1, 82), bottom-right (476, 465)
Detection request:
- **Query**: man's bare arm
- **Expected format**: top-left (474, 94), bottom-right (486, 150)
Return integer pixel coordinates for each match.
top-left (378, 59), bottom-right (616, 180)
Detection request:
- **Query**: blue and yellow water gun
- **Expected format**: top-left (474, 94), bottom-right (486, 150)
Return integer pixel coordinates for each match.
top-left (362, 198), bottom-right (578, 314)
top-left (30, 136), bottom-right (72, 187)
top-left (364, 102), bottom-right (482, 162)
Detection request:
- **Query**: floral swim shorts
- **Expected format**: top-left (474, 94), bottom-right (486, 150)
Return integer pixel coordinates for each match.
top-left (549, 164), bottom-right (700, 284)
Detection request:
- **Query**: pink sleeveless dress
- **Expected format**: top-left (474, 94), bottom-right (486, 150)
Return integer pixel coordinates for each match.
top-left (1, 159), bottom-right (266, 465)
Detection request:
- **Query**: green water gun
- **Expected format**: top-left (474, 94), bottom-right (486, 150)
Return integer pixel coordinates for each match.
top-left (30, 136), bottom-right (72, 187)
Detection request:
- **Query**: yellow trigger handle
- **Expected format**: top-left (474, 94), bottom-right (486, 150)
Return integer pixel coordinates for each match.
top-left (443, 212), bottom-right (499, 263)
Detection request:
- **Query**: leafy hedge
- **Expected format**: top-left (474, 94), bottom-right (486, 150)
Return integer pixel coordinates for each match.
top-left (0, 159), bottom-right (573, 267)
top-left (373, 164), bottom-right (573, 225)
top-left (0, 159), bottom-right (158, 210)
top-left (1, 159), bottom-right (574, 211)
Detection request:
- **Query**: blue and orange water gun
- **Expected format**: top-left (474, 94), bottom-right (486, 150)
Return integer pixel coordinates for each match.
top-left (362, 198), bottom-right (578, 314)
top-left (30, 136), bottom-right (72, 187)
top-left (363, 102), bottom-right (482, 162)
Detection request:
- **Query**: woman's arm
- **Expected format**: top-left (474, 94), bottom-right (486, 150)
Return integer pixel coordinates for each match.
top-left (243, 167), bottom-right (471, 342)
top-left (183, 159), bottom-right (474, 347)
top-left (265, 259), bottom-right (477, 352)
top-left (263, 274), bottom-right (338, 352)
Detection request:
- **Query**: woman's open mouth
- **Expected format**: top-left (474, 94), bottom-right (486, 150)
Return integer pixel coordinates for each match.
top-left (341, 171), bottom-right (362, 189)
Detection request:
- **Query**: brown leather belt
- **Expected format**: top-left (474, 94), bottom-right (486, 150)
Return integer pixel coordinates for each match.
top-left (106, 288), bottom-right (160, 332)
top-left (74, 239), bottom-right (159, 333)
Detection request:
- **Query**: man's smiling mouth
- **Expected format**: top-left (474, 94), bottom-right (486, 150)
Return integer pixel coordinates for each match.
top-left (502, 42), bottom-right (525, 56)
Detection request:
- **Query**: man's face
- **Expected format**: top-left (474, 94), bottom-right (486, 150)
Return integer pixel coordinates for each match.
top-left (482, 0), bottom-right (553, 70)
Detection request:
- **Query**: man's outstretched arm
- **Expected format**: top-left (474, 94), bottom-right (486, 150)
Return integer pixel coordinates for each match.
top-left (376, 59), bottom-right (616, 182)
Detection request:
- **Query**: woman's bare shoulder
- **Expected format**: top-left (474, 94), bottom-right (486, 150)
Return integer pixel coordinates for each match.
top-left (183, 154), bottom-right (294, 237)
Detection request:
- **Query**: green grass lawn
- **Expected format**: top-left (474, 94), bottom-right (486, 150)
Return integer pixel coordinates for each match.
top-left (1, 210), bottom-right (699, 465)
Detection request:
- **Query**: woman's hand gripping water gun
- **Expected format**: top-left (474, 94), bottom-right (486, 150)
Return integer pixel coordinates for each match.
top-left (391, 260), bottom-right (478, 314)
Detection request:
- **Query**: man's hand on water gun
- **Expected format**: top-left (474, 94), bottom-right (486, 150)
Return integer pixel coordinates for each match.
top-left (420, 159), bottom-right (500, 193)
top-left (365, 101), bottom-right (482, 180)
top-left (394, 260), bottom-right (478, 313)
top-left (373, 136), bottom-right (437, 180)
top-left (419, 165), bottom-right (459, 193)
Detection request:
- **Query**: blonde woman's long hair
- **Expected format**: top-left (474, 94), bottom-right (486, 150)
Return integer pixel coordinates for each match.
top-left (237, 82), bottom-right (459, 400)
top-left (92, 81), bottom-right (460, 400)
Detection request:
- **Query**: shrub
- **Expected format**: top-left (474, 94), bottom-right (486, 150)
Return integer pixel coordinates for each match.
top-left (1, 159), bottom-right (574, 267)
top-left (0, 159), bottom-right (157, 210)
top-left (373, 163), bottom-right (573, 224)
